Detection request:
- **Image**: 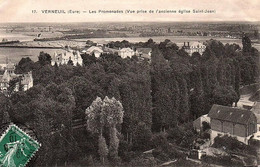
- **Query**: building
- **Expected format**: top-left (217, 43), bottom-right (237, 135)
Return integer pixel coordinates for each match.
top-left (183, 41), bottom-right (206, 56)
top-left (136, 48), bottom-right (152, 61)
top-left (236, 94), bottom-right (255, 110)
top-left (0, 62), bottom-right (33, 92)
top-left (51, 50), bottom-right (83, 66)
top-left (193, 114), bottom-right (210, 132)
top-left (20, 71), bottom-right (33, 91)
top-left (208, 104), bottom-right (257, 144)
top-left (118, 48), bottom-right (135, 59)
top-left (85, 46), bottom-right (104, 58)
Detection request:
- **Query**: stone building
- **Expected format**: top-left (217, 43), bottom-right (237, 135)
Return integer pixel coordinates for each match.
top-left (183, 41), bottom-right (206, 56)
top-left (51, 50), bottom-right (83, 66)
top-left (208, 104), bottom-right (257, 144)
top-left (0, 62), bottom-right (33, 92)
top-left (118, 48), bottom-right (135, 59)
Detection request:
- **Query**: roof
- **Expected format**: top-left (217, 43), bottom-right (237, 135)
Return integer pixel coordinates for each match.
top-left (193, 114), bottom-right (210, 130)
top-left (6, 62), bottom-right (15, 70)
top-left (120, 48), bottom-right (134, 52)
top-left (103, 47), bottom-right (119, 54)
top-left (190, 42), bottom-right (206, 48)
top-left (136, 48), bottom-right (152, 54)
top-left (208, 104), bottom-right (256, 125)
top-left (86, 46), bottom-right (103, 53)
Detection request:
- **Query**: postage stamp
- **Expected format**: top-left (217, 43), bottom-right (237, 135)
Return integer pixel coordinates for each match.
top-left (0, 124), bottom-right (41, 167)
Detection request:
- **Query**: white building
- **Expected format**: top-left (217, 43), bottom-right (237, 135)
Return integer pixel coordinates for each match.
top-left (118, 48), bottom-right (135, 59)
top-left (51, 50), bottom-right (83, 66)
top-left (86, 46), bottom-right (103, 58)
top-left (183, 41), bottom-right (206, 56)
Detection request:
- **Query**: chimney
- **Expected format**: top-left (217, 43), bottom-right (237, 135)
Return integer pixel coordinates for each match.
top-left (188, 42), bottom-right (190, 47)
top-left (184, 42), bottom-right (186, 46)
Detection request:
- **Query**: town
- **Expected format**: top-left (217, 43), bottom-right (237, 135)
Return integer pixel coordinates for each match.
top-left (0, 26), bottom-right (259, 166)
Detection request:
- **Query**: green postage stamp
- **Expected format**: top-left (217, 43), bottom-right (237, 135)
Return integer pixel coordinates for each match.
top-left (0, 124), bottom-right (41, 167)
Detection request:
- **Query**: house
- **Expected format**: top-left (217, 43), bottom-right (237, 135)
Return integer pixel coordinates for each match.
top-left (51, 50), bottom-right (83, 66)
top-left (236, 94), bottom-right (254, 110)
top-left (86, 46), bottom-right (103, 58)
top-left (0, 62), bottom-right (33, 92)
top-left (136, 48), bottom-right (152, 61)
top-left (193, 114), bottom-right (210, 132)
top-left (118, 48), bottom-right (135, 59)
top-left (183, 41), bottom-right (206, 56)
top-left (208, 104), bottom-right (257, 144)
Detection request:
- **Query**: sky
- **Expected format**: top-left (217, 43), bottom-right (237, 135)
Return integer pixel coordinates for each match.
top-left (0, 0), bottom-right (259, 22)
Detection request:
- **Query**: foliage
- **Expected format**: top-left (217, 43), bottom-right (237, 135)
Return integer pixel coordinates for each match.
top-left (202, 155), bottom-right (243, 167)
top-left (86, 96), bottom-right (124, 162)
top-left (213, 135), bottom-right (257, 156)
top-left (86, 97), bottom-right (105, 134)
top-left (38, 51), bottom-right (52, 65)
top-left (1, 38), bottom-right (258, 165)
top-left (212, 86), bottom-right (238, 106)
top-left (98, 135), bottom-right (108, 164)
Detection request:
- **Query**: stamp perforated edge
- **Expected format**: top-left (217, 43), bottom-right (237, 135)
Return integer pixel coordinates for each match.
top-left (0, 123), bottom-right (41, 167)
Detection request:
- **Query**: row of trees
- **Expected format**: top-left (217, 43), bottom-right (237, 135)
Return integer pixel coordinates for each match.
top-left (0, 36), bottom-right (258, 165)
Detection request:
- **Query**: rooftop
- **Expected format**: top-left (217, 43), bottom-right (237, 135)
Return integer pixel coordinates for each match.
top-left (208, 104), bottom-right (256, 125)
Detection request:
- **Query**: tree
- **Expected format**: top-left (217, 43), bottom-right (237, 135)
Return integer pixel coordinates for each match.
top-left (177, 76), bottom-right (190, 123)
top-left (151, 48), bottom-right (179, 131)
top-left (242, 34), bottom-right (252, 52)
top-left (86, 96), bottom-right (124, 162)
top-left (98, 135), bottom-right (109, 165)
top-left (86, 97), bottom-right (105, 134)
top-left (38, 52), bottom-right (52, 66)
top-left (212, 86), bottom-right (238, 106)
top-left (102, 96), bottom-right (124, 160)
top-left (15, 57), bottom-right (35, 74)
top-left (190, 67), bottom-right (206, 119)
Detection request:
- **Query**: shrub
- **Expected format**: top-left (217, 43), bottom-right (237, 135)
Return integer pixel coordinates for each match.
top-left (129, 154), bottom-right (157, 167)
top-left (150, 132), bottom-right (168, 149)
top-left (213, 135), bottom-right (257, 156)
top-left (202, 155), bottom-right (243, 166)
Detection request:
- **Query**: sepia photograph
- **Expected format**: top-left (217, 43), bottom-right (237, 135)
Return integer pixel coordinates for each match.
top-left (0, 0), bottom-right (259, 166)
